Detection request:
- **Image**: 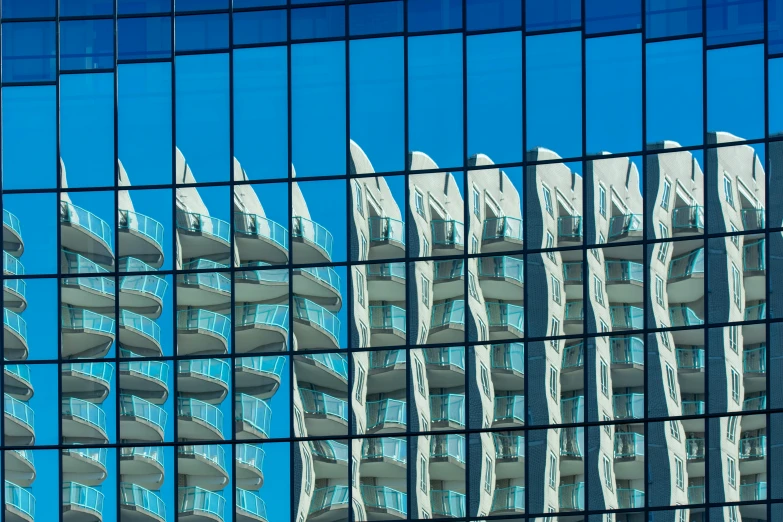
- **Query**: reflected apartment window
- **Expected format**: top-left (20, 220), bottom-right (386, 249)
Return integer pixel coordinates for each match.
top-left (661, 178), bottom-right (671, 210)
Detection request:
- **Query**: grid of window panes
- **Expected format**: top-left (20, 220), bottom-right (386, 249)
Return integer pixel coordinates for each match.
top-left (1, 1), bottom-right (783, 522)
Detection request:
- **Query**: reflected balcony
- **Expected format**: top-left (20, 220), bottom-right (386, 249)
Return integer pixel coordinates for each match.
top-left (119, 210), bottom-right (165, 268)
top-left (490, 486), bottom-right (525, 516)
top-left (3, 208), bottom-right (24, 256)
top-left (431, 219), bottom-right (464, 255)
top-left (235, 263), bottom-right (288, 303)
top-left (119, 447), bottom-right (165, 491)
top-left (62, 482), bottom-right (104, 522)
top-left (61, 251), bottom-right (115, 312)
top-left (62, 397), bottom-right (108, 445)
top-left (366, 399), bottom-right (406, 434)
top-left (490, 343), bottom-right (524, 391)
top-left (367, 350), bottom-right (406, 393)
top-left (743, 239), bottom-right (766, 300)
top-left (430, 490), bottom-right (465, 518)
top-left (613, 393), bottom-right (644, 420)
top-left (742, 207), bottom-right (765, 232)
top-left (178, 486), bottom-right (226, 522)
top-left (430, 434), bottom-right (465, 480)
top-left (60, 201), bottom-right (114, 268)
top-left (308, 485), bottom-right (349, 520)
top-left (676, 347), bottom-right (706, 394)
top-left (235, 393), bottom-right (272, 440)
top-left (361, 437), bottom-right (407, 478)
top-left (310, 440), bottom-right (348, 476)
top-left (610, 336), bottom-right (644, 387)
top-left (293, 266), bottom-right (342, 311)
top-left (294, 353), bottom-right (346, 391)
top-left (429, 300), bottom-right (465, 343)
top-left (430, 394), bottom-right (465, 430)
top-left (119, 352), bottom-right (170, 404)
top-left (177, 310), bottom-right (231, 356)
top-left (6, 450), bottom-right (36, 488)
top-left (236, 304), bottom-right (288, 354)
top-left (743, 395), bottom-right (767, 412)
top-left (433, 259), bottom-right (464, 301)
top-left (366, 263), bottom-right (406, 301)
top-left (119, 395), bottom-right (167, 443)
top-left (563, 301), bottom-right (584, 334)
top-left (423, 347), bottom-right (465, 388)
top-left (614, 432), bottom-right (645, 480)
top-left (560, 342), bottom-right (584, 392)
top-left (617, 489), bottom-right (644, 510)
top-left (362, 485), bottom-right (407, 520)
top-left (478, 256), bottom-right (524, 300)
top-left (743, 345), bottom-right (767, 393)
top-left (610, 305), bottom-right (644, 331)
top-left (493, 395), bottom-right (525, 428)
top-left (178, 445), bottom-right (229, 492)
top-left (3, 252), bottom-right (27, 312)
top-left (61, 307), bottom-right (115, 360)
top-left (178, 359), bottom-right (231, 404)
top-left (236, 489), bottom-right (268, 522)
top-left (688, 485), bottom-right (705, 505)
top-left (5, 480), bottom-right (34, 522)
top-left (369, 305), bottom-right (406, 347)
top-left (485, 302), bottom-right (524, 340)
top-left (236, 444), bottom-right (265, 490)
top-left (368, 216), bottom-right (405, 259)
top-left (560, 427), bottom-right (584, 476)
top-left (746, 302), bottom-right (766, 321)
top-left (4, 394), bottom-right (35, 446)
top-left (178, 397), bottom-right (224, 441)
top-left (667, 249), bottom-right (704, 302)
top-left (605, 260), bottom-right (643, 302)
top-left (494, 434), bottom-right (524, 479)
top-left (176, 210), bottom-right (231, 263)
top-left (608, 213), bottom-right (643, 241)
top-left (293, 297), bottom-right (340, 351)
top-left (4, 363), bottom-right (33, 401)
top-left (233, 212), bottom-right (289, 265)
top-left (559, 483), bottom-right (585, 511)
top-left (236, 356), bottom-right (286, 399)
top-left (292, 215), bottom-right (333, 264)
top-left (482, 216), bottom-right (523, 252)
top-left (120, 310), bottom-right (162, 357)
top-left (739, 436), bottom-right (766, 475)
top-left (177, 261), bottom-right (230, 307)
top-left (563, 261), bottom-right (583, 296)
top-left (561, 396), bottom-right (584, 424)
top-left (672, 206), bottom-right (704, 235)
top-left (3, 309), bottom-right (28, 361)
top-left (120, 482), bottom-right (166, 522)
top-left (298, 388), bottom-right (348, 436)
top-left (739, 482), bottom-right (767, 502)
top-left (61, 362), bottom-right (114, 403)
top-left (120, 259), bottom-right (168, 319)
top-left (686, 437), bottom-right (705, 477)
top-left (558, 215), bottom-right (583, 242)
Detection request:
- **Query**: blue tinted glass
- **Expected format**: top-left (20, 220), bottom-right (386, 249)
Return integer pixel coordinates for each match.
top-left (234, 10), bottom-right (287, 45)
top-left (291, 6), bottom-right (345, 40)
top-left (60, 20), bottom-right (114, 71)
top-left (118, 0), bottom-right (171, 14)
top-left (119, 17), bottom-right (172, 60)
top-left (233, 0), bottom-right (285, 6)
top-left (175, 14), bottom-right (229, 52)
top-left (60, 0), bottom-right (113, 16)
top-left (585, 0), bottom-right (642, 33)
top-left (707, 44), bottom-right (764, 141)
top-left (176, 0), bottom-right (228, 11)
top-left (525, 0), bottom-right (580, 31)
top-left (2, 0), bottom-right (54, 18)
top-left (706, 0), bottom-right (764, 45)
top-left (772, 0), bottom-right (783, 54)
top-left (646, 0), bottom-right (702, 38)
top-left (771, 59), bottom-right (783, 135)
top-left (349, 1), bottom-right (403, 36)
top-left (408, 0), bottom-right (463, 32)
top-left (2, 22), bottom-right (56, 83)
top-left (465, 0), bottom-right (521, 30)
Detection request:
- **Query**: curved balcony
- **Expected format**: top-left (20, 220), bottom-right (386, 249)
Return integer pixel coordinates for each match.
top-left (559, 482), bottom-right (585, 511)
top-left (235, 263), bottom-right (289, 303)
top-left (366, 399), bottom-right (406, 434)
top-left (293, 353), bottom-right (346, 391)
top-left (368, 216), bottom-right (406, 259)
top-left (744, 346), bottom-right (767, 393)
top-left (561, 396), bottom-right (584, 424)
top-left (119, 353), bottom-right (170, 404)
top-left (672, 205), bottom-right (704, 235)
top-left (236, 356), bottom-right (286, 399)
top-left (308, 485), bottom-right (349, 520)
top-left (4, 364), bottom-right (34, 401)
top-left (610, 305), bottom-right (644, 331)
top-left (3, 209), bottom-right (24, 256)
top-left (60, 201), bottom-right (114, 268)
top-left (617, 488), bottom-right (645, 510)
top-left (61, 251), bottom-right (115, 312)
top-left (293, 266), bottom-right (342, 311)
top-left (236, 489), bottom-right (268, 522)
top-left (4, 253), bottom-right (27, 312)
top-left (62, 362), bottom-right (114, 403)
top-left (610, 336), bottom-right (644, 387)
top-left (430, 434), bottom-right (465, 479)
top-left (4, 309), bottom-right (29, 360)
top-left (429, 300), bottom-right (465, 344)
top-left (178, 445), bottom-right (229, 491)
top-left (5, 450), bottom-right (35, 488)
top-left (742, 207), bottom-right (765, 231)
top-left (177, 310), bottom-right (231, 356)
top-left (606, 260), bottom-right (644, 302)
top-left (564, 300), bottom-right (584, 334)
top-left (493, 395), bottom-right (525, 428)
top-left (176, 210), bottom-right (231, 262)
top-left (62, 397), bottom-right (108, 444)
top-left (119, 447), bottom-right (165, 491)
top-left (61, 447), bottom-right (109, 486)
top-left (5, 480), bottom-right (35, 522)
top-left (4, 250), bottom-right (24, 275)
top-left (433, 259), bottom-right (464, 301)
top-left (486, 302), bottom-right (524, 340)
top-left (120, 483), bottom-right (166, 522)
top-left (234, 212), bottom-right (289, 265)
top-left (178, 397), bottom-right (224, 441)
top-left (63, 482), bottom-right (104, 522)
top-left (362, 485), bottom-right (407, 519)
top-left (431, 490), bottom-right (465, 518)
top-left (669, 305), bottom-right (704, 328)
top-left (61, 307), bottom-right (115, 360)
top-left (367, 350), bottom-right (406, 393)
top-left (431, 219), bottom-right (464, 255)
top-left (482, 216), bottom-right (523, 252)
top-left (120, 395), bottom-right (167, 443)
top-left (4, 394), bottom-right (35, 445)
top-left (558, 215), bottom-right (583, 242)
top-left (293, 297), bottom-right (340, 351)
top-left (292, 215), bottom-right (333, 263)
top-left (177, 264), bottom-right (230, 308)
top-left (613, 393), bottom-right (644, 420)
top-left (608, 213), bottom-right (643, 241)
top-left (494, 434), bottom-right (525, 479)
top-left (490, 343), bottom-right (524, 390)
top-left (478, 256), bottom-right (524, 299)
top-left (311, 440), bottom-right (348, 477)
top-left (367, 263), bottom-right (406, 301)
top-left (119, 311), bottom-right (162, 358)
top-left (369, 305), bottom-right (406, 347)
top-left (423, 347), bottom-right (465, 388)
top-left (119, 260), bottom-right (168, 319)
top-left (361, 437), bottom-right (407, 478)
top-left (561, 343), bottom-right (584, 391)
top-left (490, 486), bottom-right (525, 516)
top-left (236, 304), bottom-right (288, 354)
top-left (686, 437), bottom-right (705, 468)
top-left (430, 394), bottom-right (465, 430)
top-left (559, 427), bottom-right (584, 477)
top-left (744, 239), bottom-right (766, 301)
top-left (178, 359), bottom-right (231, 404)
top-left (236, 444), bottom-right (265, 490)
top-left (298, 388), bottom-right (348, 436)
top-left (235, 393), bottom-right (272, 440)
top-left (119, 210), bottom-right (165, 268)
top-left (614, 432), bottom-right (645, 479)
top-left (740, 436), bottom-right (767, 475)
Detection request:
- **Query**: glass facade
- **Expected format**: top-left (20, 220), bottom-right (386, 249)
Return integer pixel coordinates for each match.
top-left (0, 1), bottom-right (782, 522)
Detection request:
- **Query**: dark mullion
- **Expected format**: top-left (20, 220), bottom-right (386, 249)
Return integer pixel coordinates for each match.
top-left (640, 0), bottom-right (650, 516)
top-left (170, 0), bottom-right (180, 517)
top-left (228, 1), bottom-right (237, 521)
top-left (113, 2), bottom-right (122, 521)
top-left (579, 0), bottom-right (589, 517)
top-left (701, 0), bottom-right (710, 512)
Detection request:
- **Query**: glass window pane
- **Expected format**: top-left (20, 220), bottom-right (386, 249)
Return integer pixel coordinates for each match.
top-left (585, 0), bottom-right (642, 34)
top-left (291, 6), bottom-right (345, 40)
top-left (118, 0), bottom-right (171, 14)
top-left (233, 9), bottom-right (287, 45)
top-left (408, 0), bottom-right (463, 32)
top-left (526, 0), bottom-right (580, 31)
top-left (60, 19), bottom-right (115, 71)
top-left (60, 0), bottom-right (113, 16)
top-left (466, 0), bottom-right (522, 30)
top-left (2, 22), bottom-right (56, 83)
top-left (349, 0), bottom-right (403, 36)
top-left (175, 14), bottom-right (229, 52)
top-left (706, 0), bottom-right (764, 45)
top-left (118, 17), bottom-right (172, 61)
top-left (646, 0), bottom-right (702, 38)
top-left (2, 0), bottom-right (55, 18)
top-left (707, 44), bottom-right (764, 142)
